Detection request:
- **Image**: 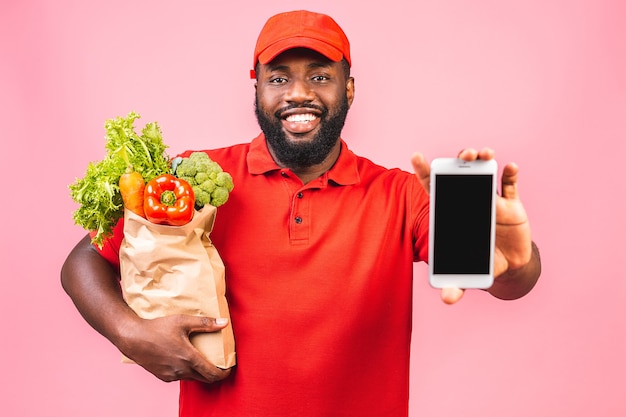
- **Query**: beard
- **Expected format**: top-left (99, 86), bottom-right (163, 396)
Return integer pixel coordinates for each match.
top-left (255, 94), bottom-right (350, 169)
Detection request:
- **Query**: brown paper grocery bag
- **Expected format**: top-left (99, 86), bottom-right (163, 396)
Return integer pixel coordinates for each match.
top-left (119, 206), bottom-right (236, 369)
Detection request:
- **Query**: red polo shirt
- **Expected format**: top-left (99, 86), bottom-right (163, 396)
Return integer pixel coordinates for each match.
top-left (96, 133), bottom-right (430, 417)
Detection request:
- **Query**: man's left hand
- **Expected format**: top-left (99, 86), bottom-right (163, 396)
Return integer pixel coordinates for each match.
top-left (411, 148), bottom-right (536, 304)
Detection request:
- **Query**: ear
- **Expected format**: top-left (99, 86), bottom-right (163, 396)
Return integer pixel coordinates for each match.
top-left (346, 77), bottom-right (355, 107)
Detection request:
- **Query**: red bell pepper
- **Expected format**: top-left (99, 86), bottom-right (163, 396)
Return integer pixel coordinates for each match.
top-left (144, 174), bottom-right (195, 226)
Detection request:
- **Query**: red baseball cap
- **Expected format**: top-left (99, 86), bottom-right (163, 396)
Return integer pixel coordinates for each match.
top-left (251, 10), bottom-right (351, 78)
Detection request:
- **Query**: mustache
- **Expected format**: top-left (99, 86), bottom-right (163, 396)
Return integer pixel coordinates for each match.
top-left (275, 103), bottom-right (327, 118)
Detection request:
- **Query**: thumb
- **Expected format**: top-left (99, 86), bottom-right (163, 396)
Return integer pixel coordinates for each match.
top-left (184, 316), bottom-right (229, 334)
top-left (411, 152), bottom-right (431, 194)
top-left (500, 162), bottom-right (521, 200)
top-left (441, 287), bottom-right (465, 304)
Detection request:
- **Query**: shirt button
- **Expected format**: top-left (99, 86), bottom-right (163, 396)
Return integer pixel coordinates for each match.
top-left (281, 171), bottom-right (288, 177)
top-left (294, 216), bottom-right (303, 224)
top-left (296, 192), bottom-right (303, 199)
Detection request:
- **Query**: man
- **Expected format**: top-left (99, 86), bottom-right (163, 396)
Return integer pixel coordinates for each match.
top-left (61, 10), bottom-right (541, 417)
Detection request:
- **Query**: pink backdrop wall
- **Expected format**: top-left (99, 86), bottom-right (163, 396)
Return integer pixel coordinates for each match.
top-left (2, 0), bottom-right (625, 415)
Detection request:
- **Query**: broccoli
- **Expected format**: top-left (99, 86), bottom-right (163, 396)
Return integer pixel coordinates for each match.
top-left (211, 187), bottom-right (231, 207)
top-left (174, 161), bottom-right (197, 178)
top-left (172, 152), bottom-right (234, 209)
top-left (193, 188), bottom-right (213, 208)
top-left (215, 171), bottom-right (234, 192)
top-left (195, 172), bottom-right (210, 184)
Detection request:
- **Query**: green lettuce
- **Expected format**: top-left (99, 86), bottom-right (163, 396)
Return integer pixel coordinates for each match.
top-left (69, 111), bottom-right (171, 247)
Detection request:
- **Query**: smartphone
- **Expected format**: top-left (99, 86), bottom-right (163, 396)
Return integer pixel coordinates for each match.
top-left (428, 157), bottom-right (497, 289)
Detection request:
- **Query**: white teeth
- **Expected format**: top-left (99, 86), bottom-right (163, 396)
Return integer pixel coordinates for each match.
top-left (286, 113), bottom-right (316, 123)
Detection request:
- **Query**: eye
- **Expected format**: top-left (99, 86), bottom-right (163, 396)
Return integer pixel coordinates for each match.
top-left (312, 75), bottom-right (330, 82)
top-left (269, 76), bottom-right (288, 84)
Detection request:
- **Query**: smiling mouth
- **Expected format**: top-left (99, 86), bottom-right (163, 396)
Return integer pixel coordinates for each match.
top-left (284, 113), bottom-right (318, 123)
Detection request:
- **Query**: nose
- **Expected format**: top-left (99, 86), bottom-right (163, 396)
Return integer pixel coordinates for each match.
top-left (283, 78), bottom-right (315, 103)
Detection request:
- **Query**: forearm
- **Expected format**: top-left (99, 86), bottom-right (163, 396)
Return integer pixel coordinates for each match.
top-left (60, 234), bottom-right (139, 346)
top-left (488, 241), bottom-right (541, 300)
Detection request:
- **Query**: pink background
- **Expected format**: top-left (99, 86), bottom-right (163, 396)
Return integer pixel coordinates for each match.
top-left (2, 0), bottom-right (625, 415)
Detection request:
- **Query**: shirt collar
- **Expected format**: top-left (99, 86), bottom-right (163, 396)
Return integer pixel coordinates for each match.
top-left (247, 133), bottom-right (360, 186)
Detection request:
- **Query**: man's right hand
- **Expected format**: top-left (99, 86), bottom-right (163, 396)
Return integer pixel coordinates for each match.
top-left (61, 234), bottom-right (232, 384)
top-left (117, 314), bottom-right (232, 383)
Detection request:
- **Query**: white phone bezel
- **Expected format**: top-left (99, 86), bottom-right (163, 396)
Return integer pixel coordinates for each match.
top-left (428, 157), bottom-right (498, 289)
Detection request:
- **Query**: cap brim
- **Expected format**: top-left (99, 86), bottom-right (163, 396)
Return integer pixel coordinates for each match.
top-left (257, 37), bottom-right (344, 65)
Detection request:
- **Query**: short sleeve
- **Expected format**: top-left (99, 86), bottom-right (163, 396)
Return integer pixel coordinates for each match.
top-left (90, 219), bottom-right (124, 271)
top-left (411, 176), bottom-right (430, 263)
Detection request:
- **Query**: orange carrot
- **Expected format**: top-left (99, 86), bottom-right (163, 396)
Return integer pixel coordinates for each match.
top-left (119, 167), bottom-right (146, 218)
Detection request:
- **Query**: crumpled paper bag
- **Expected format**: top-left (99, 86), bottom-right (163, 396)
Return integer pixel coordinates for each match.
top-left (119, 206), bottom-right (236, 369)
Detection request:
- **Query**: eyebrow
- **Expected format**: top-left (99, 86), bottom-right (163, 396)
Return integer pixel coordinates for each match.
top-left (266, 61), bottom-right (334, 73)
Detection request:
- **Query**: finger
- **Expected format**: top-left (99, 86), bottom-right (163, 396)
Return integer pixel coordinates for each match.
top-left (190, 358), bottom-right (232, 383)
top-left (411, 152), bottom-right (431, 194)
top-left (458, 147), bottom-right (495, 161)
top-left (440, 287), bottom-right (465, 304)
top-left (500, 162), bottom-right (520, 200)
top-left (477, 147), bottom-right (495, 160)
top-left (457, 148), bottom-right (478, 161)
top-left (183, 317), bottom-right (233, 383)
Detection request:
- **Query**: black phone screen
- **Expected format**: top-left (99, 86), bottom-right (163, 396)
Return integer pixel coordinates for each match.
top-left (433, 174), bottom-right (494, 274)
